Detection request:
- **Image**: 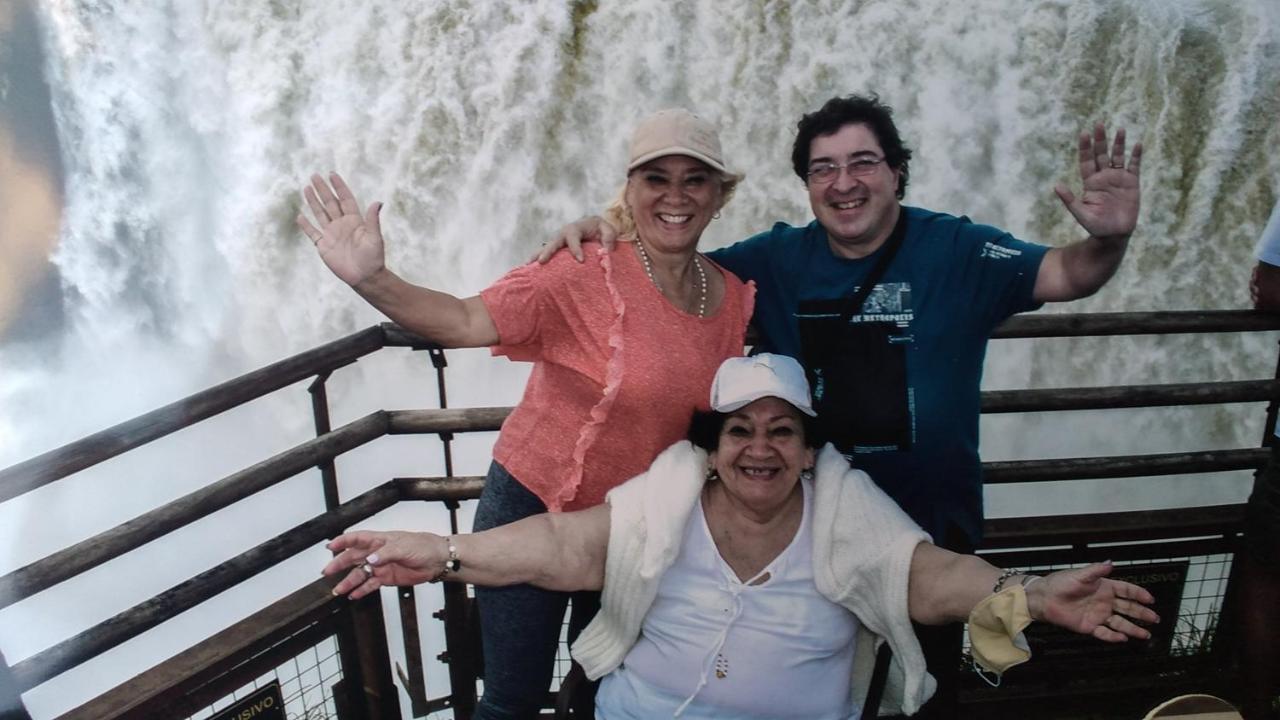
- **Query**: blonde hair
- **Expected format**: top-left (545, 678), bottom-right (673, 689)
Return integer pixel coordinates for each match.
top-left (603, 170), bottom-right (741, 239)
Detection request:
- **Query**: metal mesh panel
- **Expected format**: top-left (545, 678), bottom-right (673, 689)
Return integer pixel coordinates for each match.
top-left (963, 553), bottom-right (1233, 658)
top-left (184, 635), bottom-right (343, 720)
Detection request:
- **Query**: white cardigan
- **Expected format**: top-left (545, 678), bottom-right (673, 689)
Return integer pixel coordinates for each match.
top-left (571, 441), bottom-right (936, 716)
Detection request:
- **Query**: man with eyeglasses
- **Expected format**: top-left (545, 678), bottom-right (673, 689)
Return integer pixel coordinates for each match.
top-left (545, 94), bottom-right (1141, 717)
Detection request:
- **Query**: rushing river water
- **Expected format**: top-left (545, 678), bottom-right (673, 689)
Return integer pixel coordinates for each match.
top-left (1, 0), bottom-right (1278, 716)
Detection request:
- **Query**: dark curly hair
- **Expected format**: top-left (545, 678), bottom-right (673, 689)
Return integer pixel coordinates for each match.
top-left (687, 409), bottom-right (824, 452)
top-left (791, 94), bottom-right (912, 199)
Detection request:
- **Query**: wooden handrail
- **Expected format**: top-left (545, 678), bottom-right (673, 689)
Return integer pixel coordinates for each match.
top-left (982, 379), bottom-right (1277, 413)
top-left (387, 408), bottom-right (510, 434)
top-left (396, 476), bottom-right (487, 501)
top-left (0, 326), bottom-right (387, 501)
top-left (386, 446), bottom-right (1268, 495)
top-left (9, 482), bottom-right (400, 691)
top-left (981, 503), bottom-right (1245, 547)
top-left (0, 412), bottom-right (389, 611)
top-left (991, 309), bottom-right (1280, 338)
top-left (5, 311), bottom-right (1275, 498)
top-left (983, 447), bottom-right (1268, 483)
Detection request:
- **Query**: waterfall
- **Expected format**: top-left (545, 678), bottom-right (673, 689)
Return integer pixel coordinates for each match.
top-left (1, 0), bottom-right (1278, 716)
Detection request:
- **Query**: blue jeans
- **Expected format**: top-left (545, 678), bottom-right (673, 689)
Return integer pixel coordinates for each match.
top-left (471, 461), bottom-right (601, 720)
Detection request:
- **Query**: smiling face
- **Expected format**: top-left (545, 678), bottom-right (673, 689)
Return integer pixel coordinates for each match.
top-left (806, 122), bottom-right (902, 259)
top-left (625, 155), bottom-right (724, 253)
top-left (709, 397), bottom-right (816, 515)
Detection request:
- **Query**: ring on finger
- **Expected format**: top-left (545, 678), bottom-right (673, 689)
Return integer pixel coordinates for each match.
top-left (360, 563), bottom-right (374, 578)
top-left (1110, 161), bottom-right (1124, 169)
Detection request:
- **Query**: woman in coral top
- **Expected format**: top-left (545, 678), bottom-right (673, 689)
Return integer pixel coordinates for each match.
top-left (298, 109), bottom-right (754, 719)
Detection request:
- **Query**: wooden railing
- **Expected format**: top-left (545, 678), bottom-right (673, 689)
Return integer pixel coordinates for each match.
top-left (0, 311), bottom-right (1276, 719)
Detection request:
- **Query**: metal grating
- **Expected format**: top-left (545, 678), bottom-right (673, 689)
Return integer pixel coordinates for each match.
top-left (963, 553), bottom-right (1233, 660)
top-left (184, 635), bottom-right (343, 720)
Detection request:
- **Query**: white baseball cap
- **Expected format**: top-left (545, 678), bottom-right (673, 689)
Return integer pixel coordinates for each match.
top-left (710, 354), bottom-right (816, 417)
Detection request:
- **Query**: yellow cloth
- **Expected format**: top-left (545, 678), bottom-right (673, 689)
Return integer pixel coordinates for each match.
top-left (967, 586), bottom-right (1033, 676)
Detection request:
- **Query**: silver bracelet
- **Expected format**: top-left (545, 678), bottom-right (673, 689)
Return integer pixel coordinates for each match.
top-left (992, 568), bottom-right (1019, 593)
top-left (992, 569), bottom-right (1041, 593)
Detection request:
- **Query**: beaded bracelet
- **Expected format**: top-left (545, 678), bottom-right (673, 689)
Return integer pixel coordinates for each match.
top-left (436, 536), bottom-right (461, 581)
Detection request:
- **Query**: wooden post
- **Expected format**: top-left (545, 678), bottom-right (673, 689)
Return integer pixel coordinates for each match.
top-left (308, 371), bottom-right (341, 510)
top-left (396, 586), bottom-right (430, 716)
top-left (0, 650), bottom-right (31, 720)
top-left (437, 583), bottom-right (479, 720)
top-left (336, 594), bottom-right (402, 720)
top-left (427, 346), bottom-right (479, 718)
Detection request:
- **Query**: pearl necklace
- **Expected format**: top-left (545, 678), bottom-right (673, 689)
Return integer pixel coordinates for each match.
top-left (635, 240), bottom-right (707, 317)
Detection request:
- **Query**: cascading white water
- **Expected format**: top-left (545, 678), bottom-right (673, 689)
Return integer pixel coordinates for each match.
top-left (1, 0), bottom-right (1278, 716)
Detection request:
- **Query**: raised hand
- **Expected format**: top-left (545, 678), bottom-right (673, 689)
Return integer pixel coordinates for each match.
top-left (1030, 562), bottom-right (1159, 642)
top-left (1054, 124), bottom-right (1142, 240)
top-left (322, 530), bottom-right (445, 600)
top-left (297, 172), bottom-right (387, 287)
top-left (533, 215), bottom-right (621, 264)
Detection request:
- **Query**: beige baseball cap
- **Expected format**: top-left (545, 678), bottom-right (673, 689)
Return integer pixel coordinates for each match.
top-left (627, 108), bottom-right (742, 180)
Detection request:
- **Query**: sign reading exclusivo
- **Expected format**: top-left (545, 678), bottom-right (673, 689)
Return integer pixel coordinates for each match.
top-left (208, 680), bottom-right (285, 720)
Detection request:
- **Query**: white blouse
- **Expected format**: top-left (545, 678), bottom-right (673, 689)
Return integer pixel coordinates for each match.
top-left (594, 477), bottom-right (861, 719)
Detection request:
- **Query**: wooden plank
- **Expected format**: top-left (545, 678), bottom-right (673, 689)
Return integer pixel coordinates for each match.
top-left (386, 408), bottom-right (510, 434)
top-left (982, 448), bottom-right (1266, 483)
top-left (382, 311), bottom-right (1280, 348)
top-left (992, 309), bottom-right (1280, 338)
top-left (977, 537), bottom-right (1238, 567)
top-left (981, 504), bottom-right (1246, 547)
top-left (380, 322), bottom-right (440, 350)
top-left (396, 476), bottom-right (486, 502)
top-left (0, 326), bottom-right (385, 500)
top-left (56, 580), bottom-right (339, 720)
top-left (10, 483), bottom-right (400, 691)
top-left (0, 412), bottom-right (388, 611)
top-left (981, 379), bottom-right (1277, 413)
top-left (390, 381), bottom-right (1278, 436)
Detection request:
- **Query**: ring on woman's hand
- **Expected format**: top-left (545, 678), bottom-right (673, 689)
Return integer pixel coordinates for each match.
top-left (1109, 161), bottom-right (1123, 169)
top-left (360, 563), bottom-right (374, 578)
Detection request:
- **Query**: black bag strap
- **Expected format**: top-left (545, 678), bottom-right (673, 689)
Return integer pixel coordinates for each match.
top-left (837, 209), bottom-right (908, 325)
top-left (862, 642), bottom-right (893, 718)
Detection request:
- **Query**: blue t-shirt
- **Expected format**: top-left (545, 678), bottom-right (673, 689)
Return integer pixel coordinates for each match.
top-left (708, 207), bottom-right (1048, 545)
top-left (1256, 200), bottom-right (1280, 441)
top-left (1255, 200), bottom-right (1280, 267)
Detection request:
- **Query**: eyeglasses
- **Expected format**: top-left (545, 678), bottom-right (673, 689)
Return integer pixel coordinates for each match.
top-left (806, 156), bottom-right (886, 184)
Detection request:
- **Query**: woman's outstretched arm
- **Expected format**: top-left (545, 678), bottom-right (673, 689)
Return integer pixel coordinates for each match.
top-left (322, 504), bottom-right (610, 599)
top-left (907, 545), bottom-right (1159, 642)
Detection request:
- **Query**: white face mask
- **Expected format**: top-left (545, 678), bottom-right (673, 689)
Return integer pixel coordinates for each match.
top-left (966, 586), bottom-right (1033, 685)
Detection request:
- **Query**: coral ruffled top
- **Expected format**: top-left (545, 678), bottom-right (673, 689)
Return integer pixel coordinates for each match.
top-left (479, 244), bottom-right (754, 511)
